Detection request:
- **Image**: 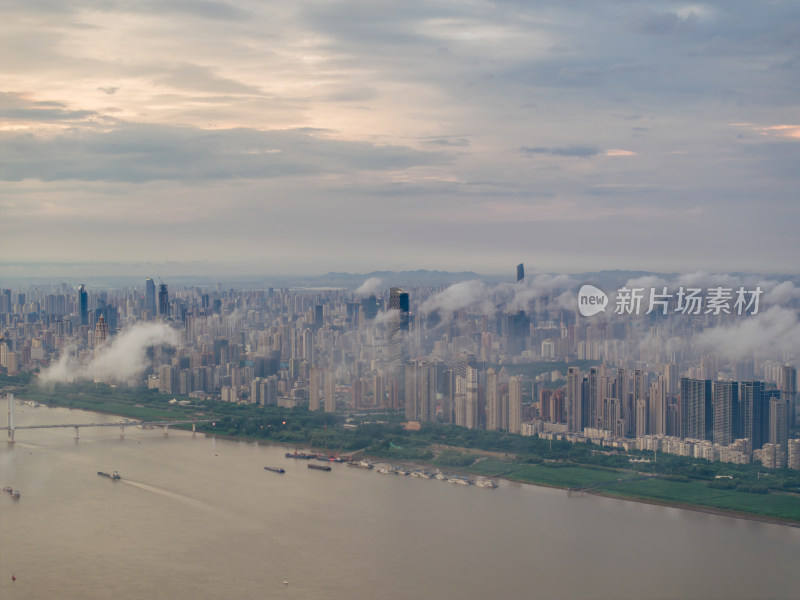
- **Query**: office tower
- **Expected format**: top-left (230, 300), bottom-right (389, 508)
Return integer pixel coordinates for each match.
top-left (680, 378), bottom-right (712, 440)
top-left (566, 367), bottom-right (583, 433)
top-left (145, 277), bottom-right (156, 317)
top-left (508, 376), bottom-right (522, 434)
top-left (781, 365), bottom-right (797, 431)
top-left (506, 310), bottom-right (529, 355)
top-left (362, 294), bottom-right (378, 320)
top-left (314, 304), bottom-right (323, 331)
top-left (78, 284), bottom-right (88, 326)
top-left (739, 381), bottom-right (767, 450)
top-left (389, 287), bottom-right (410, 380)
top-left (158, 284), bottom-right (169, 319)
top-left (465, 366), bottom-right (479, 429)
top-left (486, 368), bottom-right (500, 430)
top-left (516, 263), bottom-right (524, 283)
top-left (712, 380), bottom-right (738, 446)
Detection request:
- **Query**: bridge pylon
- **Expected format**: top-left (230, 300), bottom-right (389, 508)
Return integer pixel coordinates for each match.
top-left (7, 393), bottom-right (14, 444)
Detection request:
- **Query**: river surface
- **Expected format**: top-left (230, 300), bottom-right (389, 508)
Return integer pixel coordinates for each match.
top-left (1, 401), bottom-right (799, 600)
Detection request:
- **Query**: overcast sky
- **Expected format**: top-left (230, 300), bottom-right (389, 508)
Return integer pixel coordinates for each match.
top-left (1, 0), bottom-right (799, 278)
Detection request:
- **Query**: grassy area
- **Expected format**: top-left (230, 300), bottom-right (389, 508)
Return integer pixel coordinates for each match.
top-left (602, 479), bottom-right (800, 523)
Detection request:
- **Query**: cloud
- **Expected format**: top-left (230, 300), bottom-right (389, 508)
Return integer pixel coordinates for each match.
top-left (694, 306), bottom-right (800, 360)
top-left (355, 277), bottom-right (383, 296)
top-left (39, 322), bottom-right (180, 384)
top-left (418, 280), bottom-right (489, 315)
top-left (519, 145), bottom-right (600, 158)
top-left (0, 123), bottom-right (444, 183)
top-left (0, 92), bottom-right (97, 122)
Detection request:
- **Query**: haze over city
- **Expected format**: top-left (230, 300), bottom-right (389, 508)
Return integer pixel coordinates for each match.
top-left (2, 1), bottom-right (800, 278)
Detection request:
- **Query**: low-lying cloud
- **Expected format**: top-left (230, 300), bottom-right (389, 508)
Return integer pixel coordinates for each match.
top-left (39, 322), bottom-right (179, 384)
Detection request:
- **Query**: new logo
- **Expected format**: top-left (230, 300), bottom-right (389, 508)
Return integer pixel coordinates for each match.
top-left (578, 285), bottom-right (608, 317)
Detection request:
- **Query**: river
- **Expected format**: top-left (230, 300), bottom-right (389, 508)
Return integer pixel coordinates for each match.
top-left (1, 401), bottom-right (799, 599)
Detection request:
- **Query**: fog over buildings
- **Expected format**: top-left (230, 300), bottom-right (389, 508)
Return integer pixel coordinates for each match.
top-left (2, 266), bottom-right (800, 469)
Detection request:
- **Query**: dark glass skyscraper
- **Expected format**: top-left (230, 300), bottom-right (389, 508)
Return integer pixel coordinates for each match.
top-left (78, 284), bottom-right (88, 326)
top-left (158, 283), bottom-right (169, 319)
top-left (145, 277), bottom-right (156, 317)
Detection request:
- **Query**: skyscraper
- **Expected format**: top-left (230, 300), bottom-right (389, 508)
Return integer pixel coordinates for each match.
top-left (389, 287), bottom-right (410, 381)
top-left (516, 263), bottom-right (524, 282)
top-left (78, 284), bottom-right (88, 326)
top-left (93, 314), bottom-right (108, 357)
top-left (566, 367), bottom-right (583, 433)
top-left (739, 381), bottom-right (767, 450)
top-left (145, 277), bottom-right (156, 317)
top-left (680, 378), bottom-right (712, 440)
top-left (486, 368), bottom-right (501, 431)
top-left (158, 284), bottom-right (169, 319)
top-left (712, 380), bottom-right (738, 446)
top-left (508, 376), bottom-right (522, 434)
top-left (780, 365), bottom-right (797, 432)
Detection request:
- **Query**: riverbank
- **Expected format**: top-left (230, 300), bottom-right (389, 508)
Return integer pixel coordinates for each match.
top-left (8, 386), bottom-right (800, 528)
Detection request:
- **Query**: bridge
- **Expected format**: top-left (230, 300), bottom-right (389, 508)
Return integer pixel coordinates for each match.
top-left (4, 393), bottom-right (214, 443)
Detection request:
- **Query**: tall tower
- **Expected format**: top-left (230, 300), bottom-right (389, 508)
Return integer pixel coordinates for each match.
top-left (780, 365), bottom-right (797, 432)
top-left (516, 263), bottom-right (524, 283)
top-left (680, 378), bottom-right (712, 440)
top-left (739, 381), bottom-right (767, 450)
top-left (566, 367), bottom-right (583, 433)
top-left (465, 366), bottom-right (479, 429)
top-left (78, 284), bottom-right (88, 326)
top-left (93, 314), bottom-right (108, 357)
top-left (712, 380), bottom-right (738, 446)
top-left (158, 284), bottom-right (169, 319)
top-left (486, 368), bottom-right (501, 431)
top-left (508, 375), bottom-right (523, 434)
top-left (145, 277), bottom-right (156, 317)
top-left (389, 287), bottom-right (410, 381)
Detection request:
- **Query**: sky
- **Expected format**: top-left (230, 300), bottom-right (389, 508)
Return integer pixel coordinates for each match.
top-left (1, 0), bottom-right (799, 278)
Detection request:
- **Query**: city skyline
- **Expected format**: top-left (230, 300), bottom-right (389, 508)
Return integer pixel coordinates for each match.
top-left (2, 1), bottom-right (800, 276)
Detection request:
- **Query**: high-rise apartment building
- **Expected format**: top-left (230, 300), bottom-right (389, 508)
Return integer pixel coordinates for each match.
top-left (680, 378), bottom-right (712, 440)
top-left (508, 375), bottom-right (522, 434)
top-left (712, 380), bottom-right (738, 446)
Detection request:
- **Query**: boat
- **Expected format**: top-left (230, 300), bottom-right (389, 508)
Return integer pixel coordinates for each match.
top-left (282, 580), bottom-right (289, 585)
top-left (448, 476), bottom-right (469, 486)
top-left (285, 451), bottom-right (315, 459)
top-left (97, 471), bottom-right (121, 480)
top-left (347, 459), bottom-right (374, 469)
top-left (3, 486), bottom-right (20, 498)
top-left (307, 463), bottom-right (331, 471)
top-left (264, 466), bottom-right (286, 473)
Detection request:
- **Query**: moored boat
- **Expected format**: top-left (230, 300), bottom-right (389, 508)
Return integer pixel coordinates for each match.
top-left (308, 463), bottom-right (331, 471)
top-left (285, 451), bottom-right (315, 459)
